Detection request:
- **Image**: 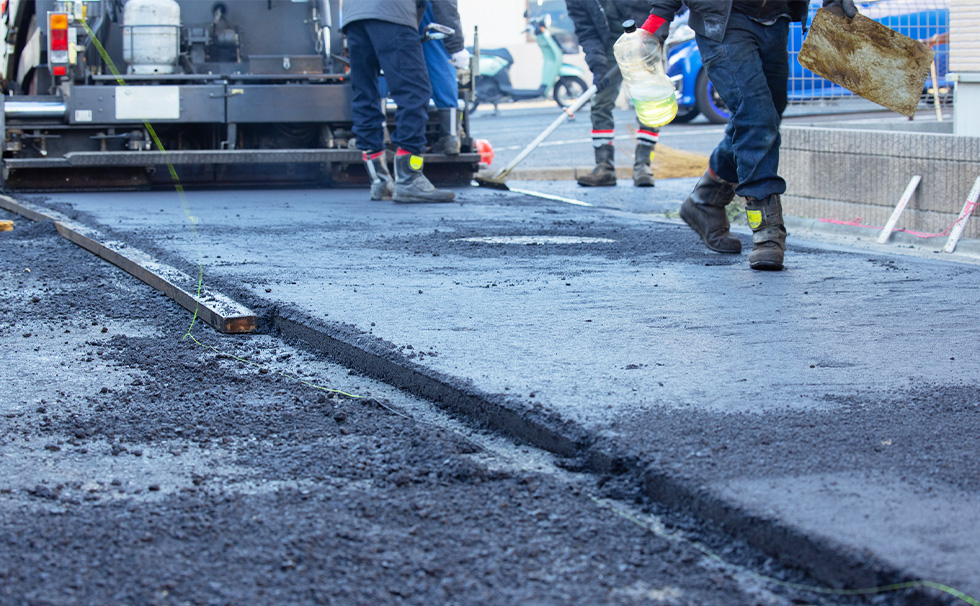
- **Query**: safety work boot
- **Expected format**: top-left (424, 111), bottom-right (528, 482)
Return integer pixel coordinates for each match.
top-left (577, 144), bottom-right (617, 187)
top-left (679, 168), bottom-right (741, 254)
top-left (632, 141), bottom-right (655, 187)
top-left (393, 151), bottom-right (455, 203)
top-left (362, 151), bottom-right (394, 201)
top-left (431, 108), bottom-right (461, 155)
top-left (745, 194), bottom-right (786, 271)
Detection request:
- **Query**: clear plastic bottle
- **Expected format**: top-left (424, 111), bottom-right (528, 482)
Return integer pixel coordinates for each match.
top-left (613, 20), bottom-right (678, 127)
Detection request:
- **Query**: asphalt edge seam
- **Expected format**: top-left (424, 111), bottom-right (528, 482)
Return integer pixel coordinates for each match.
top-left (270, 305), bottom-right (954, 606)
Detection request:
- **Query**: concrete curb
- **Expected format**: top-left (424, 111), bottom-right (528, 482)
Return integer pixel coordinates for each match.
top-left (786, 214), bottom-right (980, 262)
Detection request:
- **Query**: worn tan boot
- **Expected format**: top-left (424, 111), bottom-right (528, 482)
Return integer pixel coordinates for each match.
top-left (679, 169), bottom-right (741, 254)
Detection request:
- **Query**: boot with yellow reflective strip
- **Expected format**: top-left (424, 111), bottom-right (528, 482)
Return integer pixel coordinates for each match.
top-left (745, 194), bottom-right (786, 271)
top-left (393, 150), bottom-right (455, 203)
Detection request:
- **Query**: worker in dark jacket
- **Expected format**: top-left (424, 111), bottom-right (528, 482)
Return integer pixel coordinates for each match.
top-left (342, 0), bottom-right (455, 203)
top-left (644, 0), bottom-right (856, 270)
top-left (565, 0), bottom-right (659, 188)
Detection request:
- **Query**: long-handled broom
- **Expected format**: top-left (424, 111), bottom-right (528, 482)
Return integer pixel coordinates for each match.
top-left (475, 67), bottom-right (618, 190)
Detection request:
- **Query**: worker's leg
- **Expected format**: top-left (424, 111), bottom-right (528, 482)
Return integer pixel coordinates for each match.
top-left (420, 6), bottom-right (461, 154)
top-left (366, 20), bottom-right (432, 155)
top-left (345, 21), bottom-right (386, 154)
top-left (423, 40), bottom-right (461, 154)
top-left (633, 123), bottom-right (658, 187)
top-left (696, 13), bottom-right (787, 199)
top-left (697, 14), bottom-right (789, 268)
top-left (578, 55), bottom-right (621, 187)
top-left (363, 20), bottom-right (452, 203)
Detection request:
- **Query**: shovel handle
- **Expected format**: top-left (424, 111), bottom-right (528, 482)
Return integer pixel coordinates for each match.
top-left (491, 85), bottom-right (598, 181)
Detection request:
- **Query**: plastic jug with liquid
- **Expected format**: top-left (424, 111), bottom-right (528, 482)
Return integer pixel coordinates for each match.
top-left (613, 19), bottom-right (678, 127)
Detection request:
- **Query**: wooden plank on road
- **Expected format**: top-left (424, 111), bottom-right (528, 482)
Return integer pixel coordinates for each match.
top-left (0, 195), bottom-right (256, 334)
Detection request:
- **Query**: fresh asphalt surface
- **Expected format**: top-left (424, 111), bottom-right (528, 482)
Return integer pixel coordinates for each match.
top-left (16, 177), bottom-right (979, 604)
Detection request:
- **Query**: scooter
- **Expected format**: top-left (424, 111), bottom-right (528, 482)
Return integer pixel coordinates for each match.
top-left (471, 14), bottom-right (587, 112)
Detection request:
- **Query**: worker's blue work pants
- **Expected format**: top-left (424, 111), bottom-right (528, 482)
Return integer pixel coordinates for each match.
top-left (346, 19), bottom-right (432, 155)
top-left (420, 5), bottom-right (458, 109)
top-left (696, 12), bottom-right (789, 199)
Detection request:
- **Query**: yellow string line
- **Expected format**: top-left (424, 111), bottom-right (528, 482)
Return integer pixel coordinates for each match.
top-left (79, 19), bottom-right (368, 401)
top-left (591, 496), bottom-right (979, 606)
top-left (182, 331), bottom-right (368, 401)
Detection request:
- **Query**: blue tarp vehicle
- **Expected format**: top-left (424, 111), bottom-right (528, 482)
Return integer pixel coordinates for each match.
top-left (664, 0), bottom-right (950, 123)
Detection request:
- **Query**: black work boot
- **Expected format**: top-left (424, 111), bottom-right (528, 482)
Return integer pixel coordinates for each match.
top-left (362, 151), bottom-right (394, 201)
top-left (679, 169), bottom-right (741, 254)
top-left (431, 108), bottom-right (460, 155)
top-left (744, 194), bottom-right (786, 271)
top-left (577, 144), bottom-right (617, 187)
top-left (393, 151), bottom-right (455, 203)
top-left (633, 141), bottom-right (655, 187)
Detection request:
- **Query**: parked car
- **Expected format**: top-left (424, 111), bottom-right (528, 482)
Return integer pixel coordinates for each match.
top-left (664, 0), bottom-right (950, 124)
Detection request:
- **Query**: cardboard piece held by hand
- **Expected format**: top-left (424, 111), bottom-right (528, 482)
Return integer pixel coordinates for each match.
top-left (798, 6), bottom-right (934, 117)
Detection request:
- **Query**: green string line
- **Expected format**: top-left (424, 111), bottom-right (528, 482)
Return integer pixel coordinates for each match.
top-left (79, 19), bottom-right (367, 401)
top-left (81, 20), bottom-right (203, 335)
top-left (591, 496), bottom-right (979, 606)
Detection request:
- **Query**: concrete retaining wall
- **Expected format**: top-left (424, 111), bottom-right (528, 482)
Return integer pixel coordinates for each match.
top-left (781, 126), bottom-right (980, 240)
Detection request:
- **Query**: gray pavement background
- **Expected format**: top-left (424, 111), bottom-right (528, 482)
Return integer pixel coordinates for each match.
top-left (11, 179), bottom-right (980, 604)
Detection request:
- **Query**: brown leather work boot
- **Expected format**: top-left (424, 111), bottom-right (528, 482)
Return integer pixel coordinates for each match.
top-left (678, 169), bottom-right (741, 254)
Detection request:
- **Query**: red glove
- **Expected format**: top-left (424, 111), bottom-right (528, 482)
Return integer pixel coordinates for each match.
top-left (640, 15), bottom-right (669, 43)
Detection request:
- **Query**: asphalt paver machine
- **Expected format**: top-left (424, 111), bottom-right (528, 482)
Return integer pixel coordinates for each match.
top-left (0, 0), bottom-right (480, 189)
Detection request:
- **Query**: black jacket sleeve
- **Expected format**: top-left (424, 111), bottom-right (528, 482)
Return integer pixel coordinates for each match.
top-left (564, 0), bottom-right (609, 75)
top-left (430, 0), bottom-right (465, 54)
top-left (648, 0), bottom-right (684, 22)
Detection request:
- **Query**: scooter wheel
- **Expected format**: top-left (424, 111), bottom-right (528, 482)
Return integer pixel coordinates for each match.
top-left (554, 76), bottom-right (588, 108)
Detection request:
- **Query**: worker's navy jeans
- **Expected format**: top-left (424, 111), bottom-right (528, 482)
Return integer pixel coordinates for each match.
top-left (696, 12), bottom-right (789, 199)
top-left (345, 19), bottom-right (432, 155)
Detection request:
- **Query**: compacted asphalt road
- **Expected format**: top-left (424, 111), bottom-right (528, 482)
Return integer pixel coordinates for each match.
top-left (2, 178), bottom-right (978, 605)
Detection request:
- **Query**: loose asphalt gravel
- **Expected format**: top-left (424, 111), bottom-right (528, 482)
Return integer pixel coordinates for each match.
top-left (0, 211), bottom-right (884, 606)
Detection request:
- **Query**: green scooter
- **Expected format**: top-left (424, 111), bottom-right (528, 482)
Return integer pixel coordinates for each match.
top-left (471, 15), bottom-right (587, 112)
